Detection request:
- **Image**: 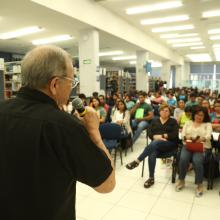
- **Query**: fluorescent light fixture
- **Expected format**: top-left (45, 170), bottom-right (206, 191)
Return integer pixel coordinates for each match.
top-left (99, 51), bottom-right (124, 57)
top-left (172, 42), bottom-right (203, 47)
top-left (126, 1), bottom-right (182, 15)
top-left (213, 44), bottom-right (220, 48)
top-left (0, 26), bottom-right (43, 39)
top-left (129, 61), bottom-right (136, 65)
top-left (208, 29), bottom-right (220, 34)
top-left (160, 33), bottom-right (198, 39)
top-left (152, 25), bottom-right (194, 33)
top-left (203, 10), bottom-right (220, 18)
top-left (112, 55), bottom-right (136, 61)
top-left (141, 15), bottom-right (189, 25)
top-left (186, 53), bottom-right (212, 62)
top-left (32, 34), bottom-right (72, 45)
top-left (190, 46), bottom-right (205, 50)
top-left (167, 37), bottom-right (200, 44)
top-left (209, 35), bottom-right (220, 40)
top-left (150, 61), bottom-right (162, 67)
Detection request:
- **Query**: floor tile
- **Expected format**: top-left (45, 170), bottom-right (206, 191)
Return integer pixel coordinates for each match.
top-left (102, 205), bottom-right (147, 220)
top-left (151, 198), bottom-right (192, 220)
top-left (189, 204), bottom-right (220, 220)
top-left (76, 197), bottom-right (113, 220)
top-left (118, 191), bottom-right (158, 213)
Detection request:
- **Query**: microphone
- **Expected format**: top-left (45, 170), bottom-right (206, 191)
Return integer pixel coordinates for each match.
top-left (72, 97), bottom-right (87, 117)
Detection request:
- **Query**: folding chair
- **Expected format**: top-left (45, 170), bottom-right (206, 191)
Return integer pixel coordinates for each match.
top-left (141, 148), bottom-right (179, 183)
top-left (99, 123), bottom-right (123, 166)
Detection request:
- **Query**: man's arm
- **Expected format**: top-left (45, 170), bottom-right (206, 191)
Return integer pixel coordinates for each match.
top-left (82, 107), bottom-right (115, 193)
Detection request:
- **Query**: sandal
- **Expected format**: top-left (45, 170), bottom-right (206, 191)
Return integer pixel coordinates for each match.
top-left (144, 178), bottom-right (154, 188)
top-left (126, 160), bottom-right (139, 170)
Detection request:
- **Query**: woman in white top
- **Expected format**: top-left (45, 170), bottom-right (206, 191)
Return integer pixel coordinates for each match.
top-left (176, 106), bottom-right (212, 197)
top-left (111, 99), bottom-right (132, 135)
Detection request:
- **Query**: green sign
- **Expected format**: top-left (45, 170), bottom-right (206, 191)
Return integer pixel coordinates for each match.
top-left (83, 59), bottom-right (91, 64)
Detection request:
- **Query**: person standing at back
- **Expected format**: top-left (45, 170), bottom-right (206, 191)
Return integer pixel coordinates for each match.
top-left (0, 45), bottom-right (115, 220)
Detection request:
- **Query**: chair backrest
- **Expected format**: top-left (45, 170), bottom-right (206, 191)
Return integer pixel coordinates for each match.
top-left (99, 123), bottom-right (122, 140)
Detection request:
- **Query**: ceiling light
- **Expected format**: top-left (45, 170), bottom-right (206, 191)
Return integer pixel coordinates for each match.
top-left (32, 35), bottom-right (73, 45)
top-left (129, 61), bottom-right (136, 65)
top-left (167, 37), bottom-right (200, 43)
top-left (149, 60), bottom-right (162, 68)
top-left (209, 35), bottom-right (220, 40)
top-left (213, 44), bottom-right (220, 48)
top-left (152, 25), bottom-right (194, 33)
top-left (141, 15), bottom-right (189, 25)
top-left (172, 42), bottom-right (203, 47)
top-left (202, 10), bottom-right (220, 18)
top-left (112, 55), bottom-right (136, 61)
top-left (160, 33), bottom-right (198, 39)
top-left (186, 53), bottom-right (212, 62)
top-left (126, 1), bottom-right (182, 15)
top-left (0, 26), bottom-right (43, 39)
top-left (208, 29), bottom-right (220, 34)
top-left (99, 51), bottom-right (124, 57)
top-left (190, 46), bottom-right (205, 50)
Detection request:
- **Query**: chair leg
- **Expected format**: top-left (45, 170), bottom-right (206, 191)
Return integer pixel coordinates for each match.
top-left (120, 148), bottom-right (123, 165)
top-left (114, 149), bottom-right (117, 166)
top-left (172, 157), bottom-right (177, 183)
top-left (141, 159), bottom-right (145, 177)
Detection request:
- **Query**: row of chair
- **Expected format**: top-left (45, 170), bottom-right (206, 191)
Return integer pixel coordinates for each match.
top-left (99, 123), bottom-right (219, 190)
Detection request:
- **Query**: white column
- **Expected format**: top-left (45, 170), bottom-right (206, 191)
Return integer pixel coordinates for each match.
top-left (183, 62), bottom-right (190, 82)
top-left (136, 51), bottom-right (149, 91)
top-left (161, 61), bottom-right (171, 88)
top-left (79, 29), bottom-right (100, 96)
top-left (175, 65), bottom-right (184, 88)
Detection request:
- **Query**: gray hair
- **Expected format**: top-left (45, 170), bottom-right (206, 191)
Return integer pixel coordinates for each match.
top-left (21, 45), bottom-right (72, 89)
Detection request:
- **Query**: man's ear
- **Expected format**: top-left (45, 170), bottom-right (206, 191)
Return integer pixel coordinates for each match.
top-left (49, 77), bottom-right (59, 96)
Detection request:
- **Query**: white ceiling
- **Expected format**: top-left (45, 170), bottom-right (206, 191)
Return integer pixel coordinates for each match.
top-left (0, 0), bottom-right (146, 67)
top-left (98, 0), bottom-right (220, 62)
top-left (1, 0), bottom-right (220, 66)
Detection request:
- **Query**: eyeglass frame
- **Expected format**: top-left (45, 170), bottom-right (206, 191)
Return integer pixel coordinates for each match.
top-left (60, 76), bottom-right (79, 89)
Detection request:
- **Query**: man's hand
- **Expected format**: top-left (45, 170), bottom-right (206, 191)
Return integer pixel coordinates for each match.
top-left (81, 107), bottom-right (100, 133)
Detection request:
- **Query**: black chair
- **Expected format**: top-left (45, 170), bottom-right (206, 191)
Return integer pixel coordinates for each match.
top-left (99, 123), bottom-right (123, 166)
top-left (141, 148), bottom-right (179, 183)
top-left (204, 148), bottom-right (220, 190)
top-left (141, 126), bottom-right (181, 183)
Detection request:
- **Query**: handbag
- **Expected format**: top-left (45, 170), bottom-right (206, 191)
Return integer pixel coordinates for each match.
top-left (185, 141), bottom-right (204, 152)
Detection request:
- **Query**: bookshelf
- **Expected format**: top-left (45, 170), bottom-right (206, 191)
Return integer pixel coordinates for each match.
top-left (4, 61), bottom-right (22, 99)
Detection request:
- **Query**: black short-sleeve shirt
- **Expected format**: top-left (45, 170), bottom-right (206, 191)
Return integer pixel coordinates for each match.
top-left (0, 87), bottom-right (113, 220)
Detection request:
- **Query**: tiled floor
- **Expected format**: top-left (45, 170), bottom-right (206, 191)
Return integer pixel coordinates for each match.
top-left (76, 133), bottom-right (220, 220)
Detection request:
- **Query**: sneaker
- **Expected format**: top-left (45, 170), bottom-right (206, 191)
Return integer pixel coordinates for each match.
top-left (175, 180), bottom-right (185, 192)
top-left (196, 184), bottom-right (203, 197)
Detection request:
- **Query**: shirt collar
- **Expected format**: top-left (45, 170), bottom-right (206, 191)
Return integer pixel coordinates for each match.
top-left (17, 86), bottom-right (59, 109)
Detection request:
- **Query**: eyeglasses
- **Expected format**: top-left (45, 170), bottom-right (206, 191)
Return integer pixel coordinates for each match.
top-left (62, 76), bottom-right (79, 89)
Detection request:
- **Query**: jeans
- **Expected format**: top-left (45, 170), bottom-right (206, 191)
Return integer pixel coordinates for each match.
top-left (178, 146), bottom-right (204, 184)
top-left (138, 140), bottom-right (177, 178)
top-left (132, 120), bottom-right (149, 144)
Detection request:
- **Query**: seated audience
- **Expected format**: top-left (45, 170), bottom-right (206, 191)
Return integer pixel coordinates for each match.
top-left (91, 97), bottom-right (106, 124)
top-left (111, 99), bottom-right (132, 136)
top-left (185, 93), bottom-right (198, 107)
top-left (174, 100), bottom-right (185, 121)
top-left (176, 106), bottom-right (212, 197)
top-left (130, 91), bottom-right (153, 144)
top-left (125, 94), bottom-right (135, 110)
top-left (99, 95), bottom-right (109, 113)
top-left (178, 106), bottom-right (192, 129)
top-left (126, 105), bottom-right (179, 188)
